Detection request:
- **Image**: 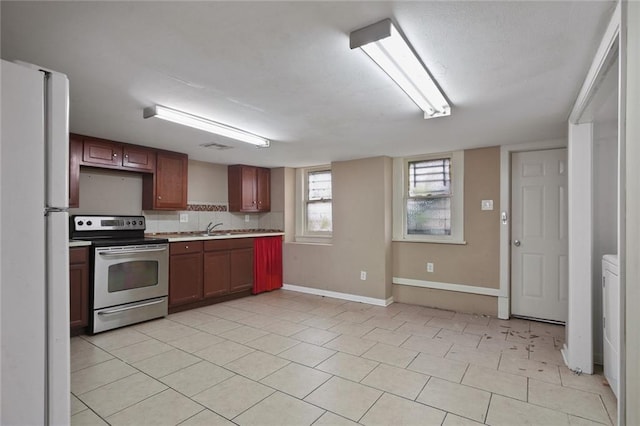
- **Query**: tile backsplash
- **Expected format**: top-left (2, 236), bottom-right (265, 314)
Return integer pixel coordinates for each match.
top-left (143, 206), bottom-right (284, 234)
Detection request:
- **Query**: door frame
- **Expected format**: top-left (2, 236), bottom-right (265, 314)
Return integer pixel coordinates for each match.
top-left (498, 139), bottom-right (567, 320)
top-left (564, 1), bottom-right (625, 421)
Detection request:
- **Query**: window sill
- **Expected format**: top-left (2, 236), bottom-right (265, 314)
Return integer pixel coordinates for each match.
top-left (392, 238), bottom-right (467, 245)
top-left (294, 235), bottom-right (333, 245)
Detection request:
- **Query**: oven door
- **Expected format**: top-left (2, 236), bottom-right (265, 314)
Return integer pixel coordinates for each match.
top-left (93, 244), bottom-right (168, 309)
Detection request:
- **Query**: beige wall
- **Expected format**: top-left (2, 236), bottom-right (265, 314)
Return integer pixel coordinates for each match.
top-left (393, 146), bottom-right (501, 288)
top-left (187, 159), bottom-right (228, 204)
top-left (70, 168), bottom-right (143, 215)
top-left (270, 167), bottom-right (296, 242)
top-left (283, 149), bottom-right (501, 311)
top-left (283, 157), bottom-right (393, 301)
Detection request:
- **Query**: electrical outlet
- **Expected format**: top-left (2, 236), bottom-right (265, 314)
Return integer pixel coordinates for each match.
top-left (427, 262), bottom-right (434, 273)
top-left (245, 214), bottom-right (250, 223)
top-left (179, 213), bottom-right (188, 223)
top-left (360, 271), bottom-right (367, 280)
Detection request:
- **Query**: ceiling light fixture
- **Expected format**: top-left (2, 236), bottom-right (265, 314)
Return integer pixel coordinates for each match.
top-left (350, 18), bottom-right (451, 119)
top-left (143, 105), bottom-right (270, 147)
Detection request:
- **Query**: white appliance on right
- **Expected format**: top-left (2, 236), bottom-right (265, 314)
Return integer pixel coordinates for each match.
top-left (602, 254), bottom-right (620, 399)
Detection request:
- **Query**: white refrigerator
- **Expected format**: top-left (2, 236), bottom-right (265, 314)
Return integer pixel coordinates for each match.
top-left (1, 59), bottom-right (70, 425)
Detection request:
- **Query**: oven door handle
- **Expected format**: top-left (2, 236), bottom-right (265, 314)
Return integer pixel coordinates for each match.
top-left (98, 247), bottom-right (168, 256)
top-left (98, 298), bottom-right (165, 315)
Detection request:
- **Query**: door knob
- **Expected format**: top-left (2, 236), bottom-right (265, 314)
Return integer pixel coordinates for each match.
top-left (514, 239), bottom-right (521, 247)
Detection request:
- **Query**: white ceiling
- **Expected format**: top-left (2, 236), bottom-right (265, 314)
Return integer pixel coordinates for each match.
top-left (1, 1), bottom-right (615, 168)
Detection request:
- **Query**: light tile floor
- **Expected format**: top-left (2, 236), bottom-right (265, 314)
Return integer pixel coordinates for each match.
top-left (70, 290), bottom-right (617, 425)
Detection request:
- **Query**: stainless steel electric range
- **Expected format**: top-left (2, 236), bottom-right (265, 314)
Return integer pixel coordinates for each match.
top-left (70, 215), bottom-right (169, 334)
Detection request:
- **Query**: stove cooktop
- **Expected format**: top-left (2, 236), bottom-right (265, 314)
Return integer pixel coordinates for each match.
top-left (74, 236), bottom-right (169, 247)
top-left (69, 215), bottom-right (168, 247)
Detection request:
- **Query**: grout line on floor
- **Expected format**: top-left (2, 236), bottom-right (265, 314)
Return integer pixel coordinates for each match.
top-left (484, 391), bottom-right (494, 423)
top-left (355, 390), bottom-right (385, 424)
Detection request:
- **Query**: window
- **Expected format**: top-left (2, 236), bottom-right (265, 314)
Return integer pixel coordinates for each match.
top-left (306, 169), bottom-right (332, 233)
top-left (393, 151), bottom-right (465, 243)
top-left (407, 158), bottom-right (451, 235)
top-left (296, 166), bottom-right (332, 243)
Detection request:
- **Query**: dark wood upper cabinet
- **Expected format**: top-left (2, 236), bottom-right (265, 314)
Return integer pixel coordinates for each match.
top-left (69, 134), bottom-right (82, 208)
top-left (82, 137), bottom-right (122, 167)
top-left (228, 165), bottom-right (270, 212)
top-left (122, 145), bottom-right (156, 172)
top-left (143, 151), bottom-right (188, 210)
top-left (256, 167), bottom-right (271, 212)
top-left (70, 133), bottom-right (188, 211)
top-left (80, 135), bottom-right (156, 172)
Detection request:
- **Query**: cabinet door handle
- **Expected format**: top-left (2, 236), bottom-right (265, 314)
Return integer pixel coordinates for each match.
top-left (113, 153), bottom-right (117, 158)
top-left (158, 196), bottom-right (162, 200)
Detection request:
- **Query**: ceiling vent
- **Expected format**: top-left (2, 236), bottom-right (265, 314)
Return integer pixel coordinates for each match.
top-left (200, 142), bottom-right (233, 150)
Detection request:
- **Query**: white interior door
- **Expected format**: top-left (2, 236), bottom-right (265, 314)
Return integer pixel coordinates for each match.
top-left (511, 149), bottom-right (568, 322)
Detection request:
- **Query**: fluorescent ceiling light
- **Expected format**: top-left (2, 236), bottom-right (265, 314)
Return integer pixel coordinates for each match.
top-left (350, 19), bottom-right (451, 119)
top-left (143, 105), bottom-right (270, 147)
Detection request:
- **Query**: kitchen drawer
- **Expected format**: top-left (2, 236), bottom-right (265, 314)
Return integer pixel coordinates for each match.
top-left (227, 238), bottom-right (254, 250)
top-left (170, 241), bottom-right (203, 255)
top-left (69, 247), bottom-right (88, 264)
top-left (203, 240), bottom-right (229, 252)
top-left (204, 238), bottom-right (254, 252)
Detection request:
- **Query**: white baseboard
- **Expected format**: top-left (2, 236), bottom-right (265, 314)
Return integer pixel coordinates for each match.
top-left (561, 344), bottom-right (572, 370)
top-left (393, 277), bottom-right (501, 297)
top-left (498, 296), bottom-right (510, 319)
top-left (282, 284), bottom-right (394, 307)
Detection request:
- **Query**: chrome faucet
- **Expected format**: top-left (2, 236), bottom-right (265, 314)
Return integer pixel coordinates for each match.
top-left (205, 222), bottom-right (224, 234)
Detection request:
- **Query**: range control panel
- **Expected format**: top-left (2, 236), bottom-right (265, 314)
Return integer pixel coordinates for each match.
top-left (72, 215), bottom-right (146, 232)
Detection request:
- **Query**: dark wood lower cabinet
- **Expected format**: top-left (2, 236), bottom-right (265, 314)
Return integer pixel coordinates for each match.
top-left (169, 238), bottom-right (254, 312)
top-left (203, 251), bottom-right (230, 298)
top-left (69, 247), bottom-right (89, 330)
top-left (230, 247), bottom-right (254, 293)
top-left (169, 242), bottom-right (203, 307)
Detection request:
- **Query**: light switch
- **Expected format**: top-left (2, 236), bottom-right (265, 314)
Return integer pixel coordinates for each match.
top-left (481, 200), bottom-right (494, 211)
top-left (179, 213), bottom-right (188, 223)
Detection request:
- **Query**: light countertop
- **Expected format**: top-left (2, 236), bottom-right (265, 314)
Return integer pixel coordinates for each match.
top-left (69, 231), bottom-right (284, 247)
top-left (149, 231), bottom-right (284, 243)
top-left (69, 240), bottom-right (92, 248)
